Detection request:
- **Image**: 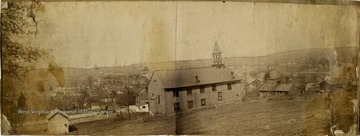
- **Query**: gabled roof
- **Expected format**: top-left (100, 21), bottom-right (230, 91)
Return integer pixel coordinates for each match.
top-left (259, 83), bottom-right (278, 92)
top-left (149, 67), bottom-right (241, 89)
top-left (274, 84), bottom-right (293, 92)
top-left (46, 108), bottom-right (69, 120)
top-left (246, 77), bottom-right (261, 84)
top-left (138, 89), bottom-right (146, 96)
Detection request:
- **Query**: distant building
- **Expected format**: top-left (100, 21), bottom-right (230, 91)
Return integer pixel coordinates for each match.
top-left (274, 84), bottom-right (298, 95)
top-left (99, 93), bottom-right (115, 103)
top-left (103, 74), bottom-right (128, 87)
top-left (259, 83), bottom-right (279, 97)
top-left (319, 80), bottom-right (332, 92)
top-left (305, 82), bottom-right (320, 93)
top-left (246, 78), bottom-right (262, 88)
top-left (318, 80), bottom-right (343, 92)
top-left (244, 77), bottom-right (262, 97)
top-left (46, 109), bottom-right (70, 134)
top-left (259, 83), bottom-right (297, 97)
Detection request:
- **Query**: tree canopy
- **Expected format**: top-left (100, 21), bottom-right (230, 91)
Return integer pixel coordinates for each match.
top-left (2, 2), bottom-right (45, 79)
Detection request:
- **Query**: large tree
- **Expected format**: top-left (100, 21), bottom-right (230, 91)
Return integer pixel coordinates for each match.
top-left (2, 1), bottom-right (45, 78)
top-left (2, 1), bottom-right (46, 133)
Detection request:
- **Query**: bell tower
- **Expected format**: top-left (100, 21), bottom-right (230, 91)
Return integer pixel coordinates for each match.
top-left (212, 41), bottom-right (225, 68)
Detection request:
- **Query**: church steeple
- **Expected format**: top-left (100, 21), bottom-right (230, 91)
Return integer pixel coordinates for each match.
top-left (212, 41), bottom-right (225, 68)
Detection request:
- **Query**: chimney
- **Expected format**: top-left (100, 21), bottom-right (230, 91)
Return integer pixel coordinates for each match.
top-left (195, 76), bottom-right (200, 83)
top-left (231, 72), bottom-right (235, 79)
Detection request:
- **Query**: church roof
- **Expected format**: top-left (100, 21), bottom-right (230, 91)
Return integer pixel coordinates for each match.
top-left (213, 41), bottom-right (222, 54)
top-left (149, 67), bottom-right (241, 89)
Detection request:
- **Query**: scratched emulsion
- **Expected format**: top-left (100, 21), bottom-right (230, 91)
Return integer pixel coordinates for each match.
top-left (144, 16), bottom-right (176, 70)
top-left (2, 1), bottom-right (359, 135)
top-left (13, 57), bottom-right (65, 134)
top-left (300, 4), bottom-right (359, 134)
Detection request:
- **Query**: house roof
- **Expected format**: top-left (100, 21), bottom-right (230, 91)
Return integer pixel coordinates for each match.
top-left (130, 88), bottom-right (144, 95)
top-left (137, 89), bottom-right (149, 101)
top-left (46, 108), bottom-right (69, 120)
top-left (138, 89), bottom-right (146, 96)
top-left (259, 83), bottom-right (278, 92)
top-left (149, 67), bottom-right (241, 89)
top-left (246, 77), bottom-right (260, 84)
top-left (274, 84), bottom-right (293, 92)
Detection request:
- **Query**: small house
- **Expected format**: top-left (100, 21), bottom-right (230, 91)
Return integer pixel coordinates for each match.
top-left (259, 83), bottom-right (279, 97)
top-left (274, 84), bottom-right (298, 95)
top-left (46, 109), bottom-right (70, 134)
top-left (259, 83), bottom-right (297, 97)
top-left (305, 82), bottom-right (320, 93)
top-left (246, 77), bottom-right (262, 88)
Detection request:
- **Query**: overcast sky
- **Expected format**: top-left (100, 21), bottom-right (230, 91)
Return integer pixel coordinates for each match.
top-left (30, 2), bottom-right (358, 68)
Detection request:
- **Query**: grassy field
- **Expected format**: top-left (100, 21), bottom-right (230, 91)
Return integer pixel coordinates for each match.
top-left (71, 94), bottom-right (331, 135)
top-left (176, 95), bottom-right (329, 135)
top-left (70, 115), bottom-right (176, 135)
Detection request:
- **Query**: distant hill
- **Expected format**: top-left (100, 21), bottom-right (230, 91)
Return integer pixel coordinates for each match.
top-left (58, 46), bottom-right (357, 82)
top-left (136, 46), bottom-right (357, 70)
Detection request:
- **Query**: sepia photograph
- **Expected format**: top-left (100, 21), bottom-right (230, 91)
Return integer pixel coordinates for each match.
top-left (1, 0), bottom-right (359, 135)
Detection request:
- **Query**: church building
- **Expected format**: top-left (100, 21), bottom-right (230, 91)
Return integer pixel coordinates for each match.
top-left (146, 42), bottom-right (245, 115)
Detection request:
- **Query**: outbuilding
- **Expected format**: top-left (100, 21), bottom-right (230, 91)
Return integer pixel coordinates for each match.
top-left (46, 109), bottom-right (70, 134)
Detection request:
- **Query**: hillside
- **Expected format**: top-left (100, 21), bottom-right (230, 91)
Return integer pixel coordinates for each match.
top-left (50, 46), bottom-right (357, 84)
